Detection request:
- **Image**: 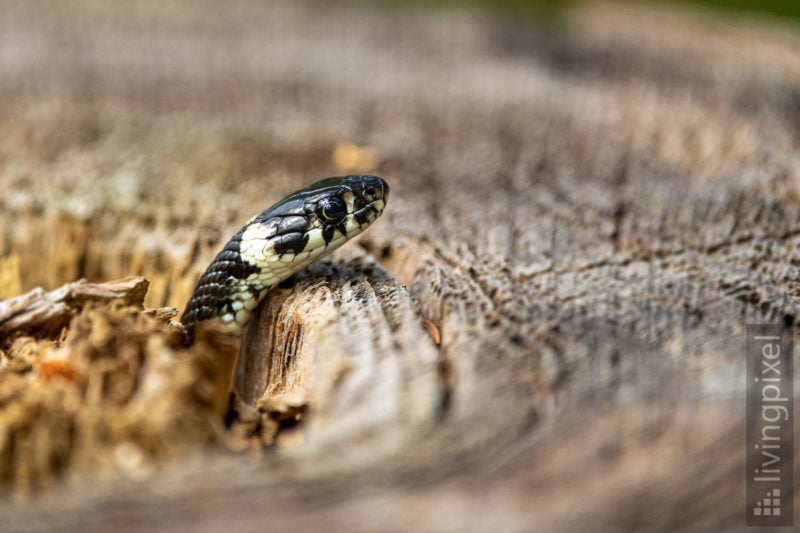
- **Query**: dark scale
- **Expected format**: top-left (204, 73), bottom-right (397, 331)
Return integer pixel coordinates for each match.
top-left (322, 224), bottom-right (336, 244)
top-left (181, 227), bottom-right (262, 343)
top-left (274, 232), bottom-right (309, 255)
top-left (276, 215), bottom-right (308, 235)
top-left (353, 206), bottom-right (372, 226)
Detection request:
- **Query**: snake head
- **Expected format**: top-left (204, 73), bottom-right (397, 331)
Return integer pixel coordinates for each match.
top-left (297, 175), bottom-right (389, 245)
top-left (180, 175), bottom-right (389, 344)
top-left (247, 174), bottom-right (389, 251)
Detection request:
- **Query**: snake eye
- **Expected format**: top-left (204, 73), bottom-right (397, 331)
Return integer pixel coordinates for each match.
top-left (364, 186), bottom-right (377, 202)
top-left (317, 196), bottom-right (347, 223)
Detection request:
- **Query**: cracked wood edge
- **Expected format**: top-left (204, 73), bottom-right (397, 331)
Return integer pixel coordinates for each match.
top-left (0, 277), bottom-right (149, 342)
top-left (238, 257), bottom-right (443, 467)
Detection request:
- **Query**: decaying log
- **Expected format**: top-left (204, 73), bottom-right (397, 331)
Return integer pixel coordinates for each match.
top-left (235, 252), bottom-right (442, 461)
top-left (1, 0), bottom-right (800, 531)
top-left (0, 277), bottom-right (150, 341)
top-left (0, 278), bottom-right (239, 500)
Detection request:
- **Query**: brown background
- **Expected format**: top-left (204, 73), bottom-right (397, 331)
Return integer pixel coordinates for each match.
top-left (1, 0), bottom-right (800, 530)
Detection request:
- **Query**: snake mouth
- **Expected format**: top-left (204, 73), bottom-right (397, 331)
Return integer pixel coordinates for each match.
top-left (352, 197), bottom-right (386, 227)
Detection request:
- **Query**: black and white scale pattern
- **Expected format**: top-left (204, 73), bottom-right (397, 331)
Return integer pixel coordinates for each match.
top-left (180, 175), bottom-right (389, 344)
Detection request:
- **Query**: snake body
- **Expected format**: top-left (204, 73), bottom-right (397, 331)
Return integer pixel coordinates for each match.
top-left (181, 175), bottom-right (389, 343)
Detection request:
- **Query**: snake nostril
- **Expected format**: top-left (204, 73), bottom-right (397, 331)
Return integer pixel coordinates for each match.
top-left (377, 178), bottom-right (389, 200)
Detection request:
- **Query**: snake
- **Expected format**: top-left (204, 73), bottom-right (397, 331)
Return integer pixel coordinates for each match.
top-left (180, 175), bottom-right (389, 344)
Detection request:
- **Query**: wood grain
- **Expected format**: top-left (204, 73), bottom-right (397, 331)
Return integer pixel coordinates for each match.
top-left (1, 0), bottom-right (799, 530)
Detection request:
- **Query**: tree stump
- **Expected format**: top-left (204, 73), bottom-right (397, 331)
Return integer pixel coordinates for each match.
top-left (1, 0), bottom-right (799, 530)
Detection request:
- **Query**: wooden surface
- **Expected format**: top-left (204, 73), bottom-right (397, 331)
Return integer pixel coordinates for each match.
top-left (1, 0), bottom-right (800, 530)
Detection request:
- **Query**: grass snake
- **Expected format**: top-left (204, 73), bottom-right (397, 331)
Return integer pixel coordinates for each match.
top-left (180, 175), bottom-right (389, 344)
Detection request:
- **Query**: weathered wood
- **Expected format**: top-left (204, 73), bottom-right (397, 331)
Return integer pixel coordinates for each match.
top-left (236, 252), bottom-right (442, 461)
top-left (0, 277), bottom-right (149, 341)
top-left (0, 278), bottom-right (241, 502)
top-left (1, 0), bottom-right (799, 530)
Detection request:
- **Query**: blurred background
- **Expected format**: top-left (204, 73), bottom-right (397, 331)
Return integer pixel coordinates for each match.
top-left (408, 0), bottom-right (800, 20)
top-left (1, 0), bottom-right (798, 306)
top-left (1, 0), bottom-right (800, 530)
